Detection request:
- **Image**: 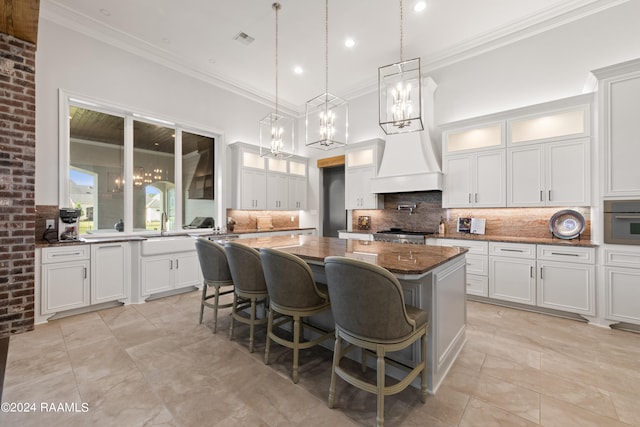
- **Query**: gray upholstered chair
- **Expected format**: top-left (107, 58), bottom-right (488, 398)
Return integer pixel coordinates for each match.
top-left (324, 256), bottom-right (429, 427)
top-left (259, 248), bottom-right (333, 383)
top-left (224, 241), bottom-right (269, 353)
top-left (195, 238), bottom-right (235, 333)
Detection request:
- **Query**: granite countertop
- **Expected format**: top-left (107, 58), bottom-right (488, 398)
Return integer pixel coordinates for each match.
top-left (234, 227), bottom-right (316, 234)
top-left (233, 235), bottom-right (467, 276)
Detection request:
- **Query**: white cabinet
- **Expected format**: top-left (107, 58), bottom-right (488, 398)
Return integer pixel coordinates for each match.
top-left (240, 167), bottom-right (266, 210)
top-left (266, 172), bottom-right (288, 210)
top-left (338, 231), bottom-right (374, 241)
top-left (41, 245), bottom-right (90, 315)
top-left (289, 175), bottom-right (307, 210)
top-left (345, 140), bottom-right (384, 210)
top-left (140, 237), bottom-right (202, 297)
top-left (593, 59), bottom-right (640, 197)
top-left (431, 239), bottom-right (489, 297)
top-left (91, 242), bottom-right (130, 304)
top-left (604, 247), bottom-right (640, 325)
top-left (443, 149), bottom-right (505, 208)
top-left (489, 242), bottom-right (537, 305)
top-left (536, 245), bottom-right (595, 315)
top-left (507, 139), bottom-right (590, 206)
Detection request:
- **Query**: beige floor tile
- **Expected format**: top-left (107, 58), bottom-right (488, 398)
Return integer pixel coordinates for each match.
top-left (540, 395), bottom-right (632, 427)
top-left (98, 304), bottom-right (148, 329)
top-left (4, 345), bottom-right (72, 388)
top-left (611, 390), bottom-right (640, 426)
top-left (459, 398), bottom-right (539, 427)
top-left (59, 316), bottom-right (115, 350)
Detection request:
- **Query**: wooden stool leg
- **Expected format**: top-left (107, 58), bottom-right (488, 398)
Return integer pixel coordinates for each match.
top-left (212, 285), bottom-right (221, 333)
top-left (199, 284), bottom-right (207, 324)
top-left (292, 316), bottom-right (300, 384)
top-left (249, 298), bottom-right (256, 353)
top-left (264, 307), bottom-right (274, 364)
top-left (328, 333), bottom-right (342, 409)
top-left (376, 347), bottom-right (385, 427)
top-left (229, 295), bottom-right (237, 340)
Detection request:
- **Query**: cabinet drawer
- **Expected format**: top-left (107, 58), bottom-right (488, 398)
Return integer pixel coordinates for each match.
top-left (41, 245), bottom-right (90, 264)
top-left (466, 274), bottom-right (488, 297)
top-left (604, 247), bottom-right (640, 268)
top-left (537, 245), bottom-right (594, 264)
top-left (489, 242), bottom-right (536, 259)
top-left (434, 239), bottom-right (489, 255)
top-left (466, 254), bottom-right (489, 276)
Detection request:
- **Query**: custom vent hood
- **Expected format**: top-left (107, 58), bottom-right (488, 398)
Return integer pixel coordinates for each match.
top-left (188, 141), bottom-right (214, 199)
top-left (370, 77), bottom-right (442, 193)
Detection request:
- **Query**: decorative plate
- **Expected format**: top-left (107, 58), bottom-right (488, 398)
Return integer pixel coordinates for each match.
top-left (548, 209), bottom-right (586, 239)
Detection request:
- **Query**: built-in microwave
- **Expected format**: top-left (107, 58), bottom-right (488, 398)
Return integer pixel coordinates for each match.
top-left (604, 200), bottom-right (640, 245)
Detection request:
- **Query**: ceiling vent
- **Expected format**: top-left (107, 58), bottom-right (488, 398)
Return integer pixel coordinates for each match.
top-left (233, 32), bottom-right (255, 46)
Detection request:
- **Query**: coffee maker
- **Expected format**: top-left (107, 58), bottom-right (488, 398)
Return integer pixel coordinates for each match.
top-left (59, 208), bottom-right (81, 242)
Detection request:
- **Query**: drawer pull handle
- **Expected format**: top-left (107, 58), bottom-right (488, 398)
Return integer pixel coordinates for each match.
top-left (454, 246), bottom-right (471, 250)
top-left (500, 248), bottom-right (524, 253)
top-left (550, 252), bottom-right (580, 257)
top-left (52, 252), bottom-right (82, 257)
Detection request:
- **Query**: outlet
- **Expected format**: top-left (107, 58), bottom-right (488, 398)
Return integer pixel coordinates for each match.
top-left (290, 216), bottom-right (295, 222)
top-left (46, 219), bottom-right (56, 229)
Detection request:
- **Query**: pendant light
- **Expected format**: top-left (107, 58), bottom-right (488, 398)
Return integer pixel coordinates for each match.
top-left (259, 2), bottom-right (295, 159)
top-left (378, 0), bottom-right (424, 134)
top-left (305, 0), bottom-right (348, 150)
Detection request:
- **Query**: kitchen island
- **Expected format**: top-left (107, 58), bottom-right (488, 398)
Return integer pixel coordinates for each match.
top-left (231, 235), bottom-right (468, 393)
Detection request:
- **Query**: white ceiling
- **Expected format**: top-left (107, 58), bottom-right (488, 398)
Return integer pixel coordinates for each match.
top-left (41, 0), bottom-right (626, 113)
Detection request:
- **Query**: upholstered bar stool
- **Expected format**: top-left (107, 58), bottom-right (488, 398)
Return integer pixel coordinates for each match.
top-left (224, 241), bottom-right (269, 353)
top-left (324, 256), bottom-right (429, 427)
top-left (195, 238), bottom-right (235, 333)
top-left (259, 248), bottom-right (333, 383)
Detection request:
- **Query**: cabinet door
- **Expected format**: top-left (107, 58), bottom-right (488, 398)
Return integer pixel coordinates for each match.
top-left (605, 266), bottom-right (640, 324)
top-left (266, 172), bottom-right (288, 210)
top-left (289, 175), bottom-right (307, 210)
top-left (91, 243), bottom-right (129, 304)
top-left (474, 150), bottom-right (506, 207)
top-left (140, 256), bottom-right (173, 295)
top-left (507, 145), bottom-right (544, 206)
top-left (345, 166), bottom-right (380, 209)
top-left (489, 257), bottom-right (536, 305)
top-left (175, 253), bottom-right (202, 289)
top-left (537, 261), bottom-right (594, 315)
top-left (241, 168), bottom-right (266, 209)
top-left (42, 260), bottom-right (90, 314)
top-left (443, 155), bottom-right (473, 208)
top-left (466, 274), bottom-right (488, 297)
top-left (546, 139), bottom-right (589, 206)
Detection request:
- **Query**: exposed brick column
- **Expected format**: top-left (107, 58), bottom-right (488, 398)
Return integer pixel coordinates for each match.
top-left (0, 33), bottom-right (36, 338)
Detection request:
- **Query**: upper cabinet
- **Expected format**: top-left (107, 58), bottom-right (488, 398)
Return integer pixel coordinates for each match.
top-left (442, 94), bottom-right (593, 209)
top-left (230, 142), bottom-right (308, 211)
top-left (345, 140), bottom-right (384, 210)
top-left (593, 58), bottom-right (640, 197)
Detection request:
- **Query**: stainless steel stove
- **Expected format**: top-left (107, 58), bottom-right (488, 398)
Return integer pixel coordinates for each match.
top-left (372, 229), bottom-right (435, 244)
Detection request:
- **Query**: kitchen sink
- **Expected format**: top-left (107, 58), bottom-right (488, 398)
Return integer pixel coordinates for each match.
top-left (141, 235), bottom-right (197, 256)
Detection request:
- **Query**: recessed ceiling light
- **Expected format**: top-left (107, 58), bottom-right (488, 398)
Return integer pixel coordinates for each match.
top-left (293, 66), bottom-right (303, 75)
top-left (414, 1), bottom-right (427, 12)
top-left (99, 8), bottom-right (111, 16)
top-left (344, 38), bottom-right (355, 48)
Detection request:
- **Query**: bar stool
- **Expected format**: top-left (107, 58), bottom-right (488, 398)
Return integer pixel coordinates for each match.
top-left (224, 241), bottom-right (269, 353)
top-left (259, 248), bottom-right (333, 383)
top-left (324, 256), bottom-right (429, 427)
top-left (194, 238), bottom-right (234, 333)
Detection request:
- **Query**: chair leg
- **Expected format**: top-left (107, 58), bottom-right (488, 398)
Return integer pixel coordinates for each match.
top-left (229, 295), bottom-right (237, 340)
top-left (328, 333), bottom-right (341, 409)
top-left (249, 298), bottom-right (256, 353)
top-left (292, 315), bottom-right (300, 384)
top-left (376, 347), bottom-right (385, 427)
top-left (421, 332), bottom-right (428, 403)
top-left (212, 285), bottom-right (221, 333)
top-left (264, 307), bottom-right (274, 364)
top-left (199, 284), bottom-right (207, 324)
top-left (361, 348), bottom-right (367, 373)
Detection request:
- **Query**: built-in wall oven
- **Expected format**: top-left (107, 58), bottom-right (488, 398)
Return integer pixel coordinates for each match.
top-left (604, 200), bottom-right (640, 245)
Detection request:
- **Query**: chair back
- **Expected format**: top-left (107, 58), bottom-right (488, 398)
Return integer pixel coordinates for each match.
top-left (324, 256), bottom-right (415, 341)
top-left (224, 241), bottom-right (267, 293)
top-left (195, 238), bottom-right (233, 285)
top-left (260, 248), bottom-right (327, 309)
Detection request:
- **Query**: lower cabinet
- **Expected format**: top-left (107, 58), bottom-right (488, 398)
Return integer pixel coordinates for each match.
top-left (430, 239), bottom-right (488, 296)
top-left (91, 242), bottom-right (130, 304)
top-left (604, 247), bottom-right (640, 325)
top-left (41, 246), bottom-right (91, 315)
top-left (489, 255), bottom-right (537, 305)
top-left (140, 252), bottom-right (201, 296)
top-left (537, 260), bottom-right (594, 315)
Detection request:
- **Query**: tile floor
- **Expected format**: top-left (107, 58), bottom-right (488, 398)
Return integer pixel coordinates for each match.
top-left (2, 291), bottom-right (640, 426)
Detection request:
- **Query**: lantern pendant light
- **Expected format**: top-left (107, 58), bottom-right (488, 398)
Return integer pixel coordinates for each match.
top-left (305, 0), bottom-right (348, 150)
top-left (259, 3), bottom-right (295, 159)
top-left (378, 0), bottom-right (424, 134)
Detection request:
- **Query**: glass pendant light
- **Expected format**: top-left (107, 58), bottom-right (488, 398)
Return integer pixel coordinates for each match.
top-left (378, 0), bottom-right (424, 135)
top-left (259, 3), bottom-right (295, 159)
top-left (305, 0), bottom-right (348, 150)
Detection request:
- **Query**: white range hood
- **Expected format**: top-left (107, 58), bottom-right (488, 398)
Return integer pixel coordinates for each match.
top-left (369, 77), bottom-right (442, 194)
top-left (369, 130), bottom-right (443, 193)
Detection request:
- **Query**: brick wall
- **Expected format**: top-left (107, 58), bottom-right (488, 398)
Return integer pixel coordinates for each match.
top-left (0, 33), bottom-right (36, 338)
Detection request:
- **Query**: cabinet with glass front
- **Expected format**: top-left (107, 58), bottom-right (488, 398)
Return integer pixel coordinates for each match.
top-left (60, 93), bottom-right (220, 235)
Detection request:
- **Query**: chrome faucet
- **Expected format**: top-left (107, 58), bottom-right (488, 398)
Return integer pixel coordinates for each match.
top-left (160, 211), bottom-right (168, 235)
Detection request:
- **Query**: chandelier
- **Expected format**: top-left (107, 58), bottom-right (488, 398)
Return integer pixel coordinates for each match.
top-left (378, 0), bottom-right (424, 134)
top-left (305, 0), bottom-right (348, 150)
top-left (259, 3), bottom-right (294, 159)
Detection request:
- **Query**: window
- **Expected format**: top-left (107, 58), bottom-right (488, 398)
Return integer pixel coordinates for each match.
top-left (62, 94), bottom-right (218, 235)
